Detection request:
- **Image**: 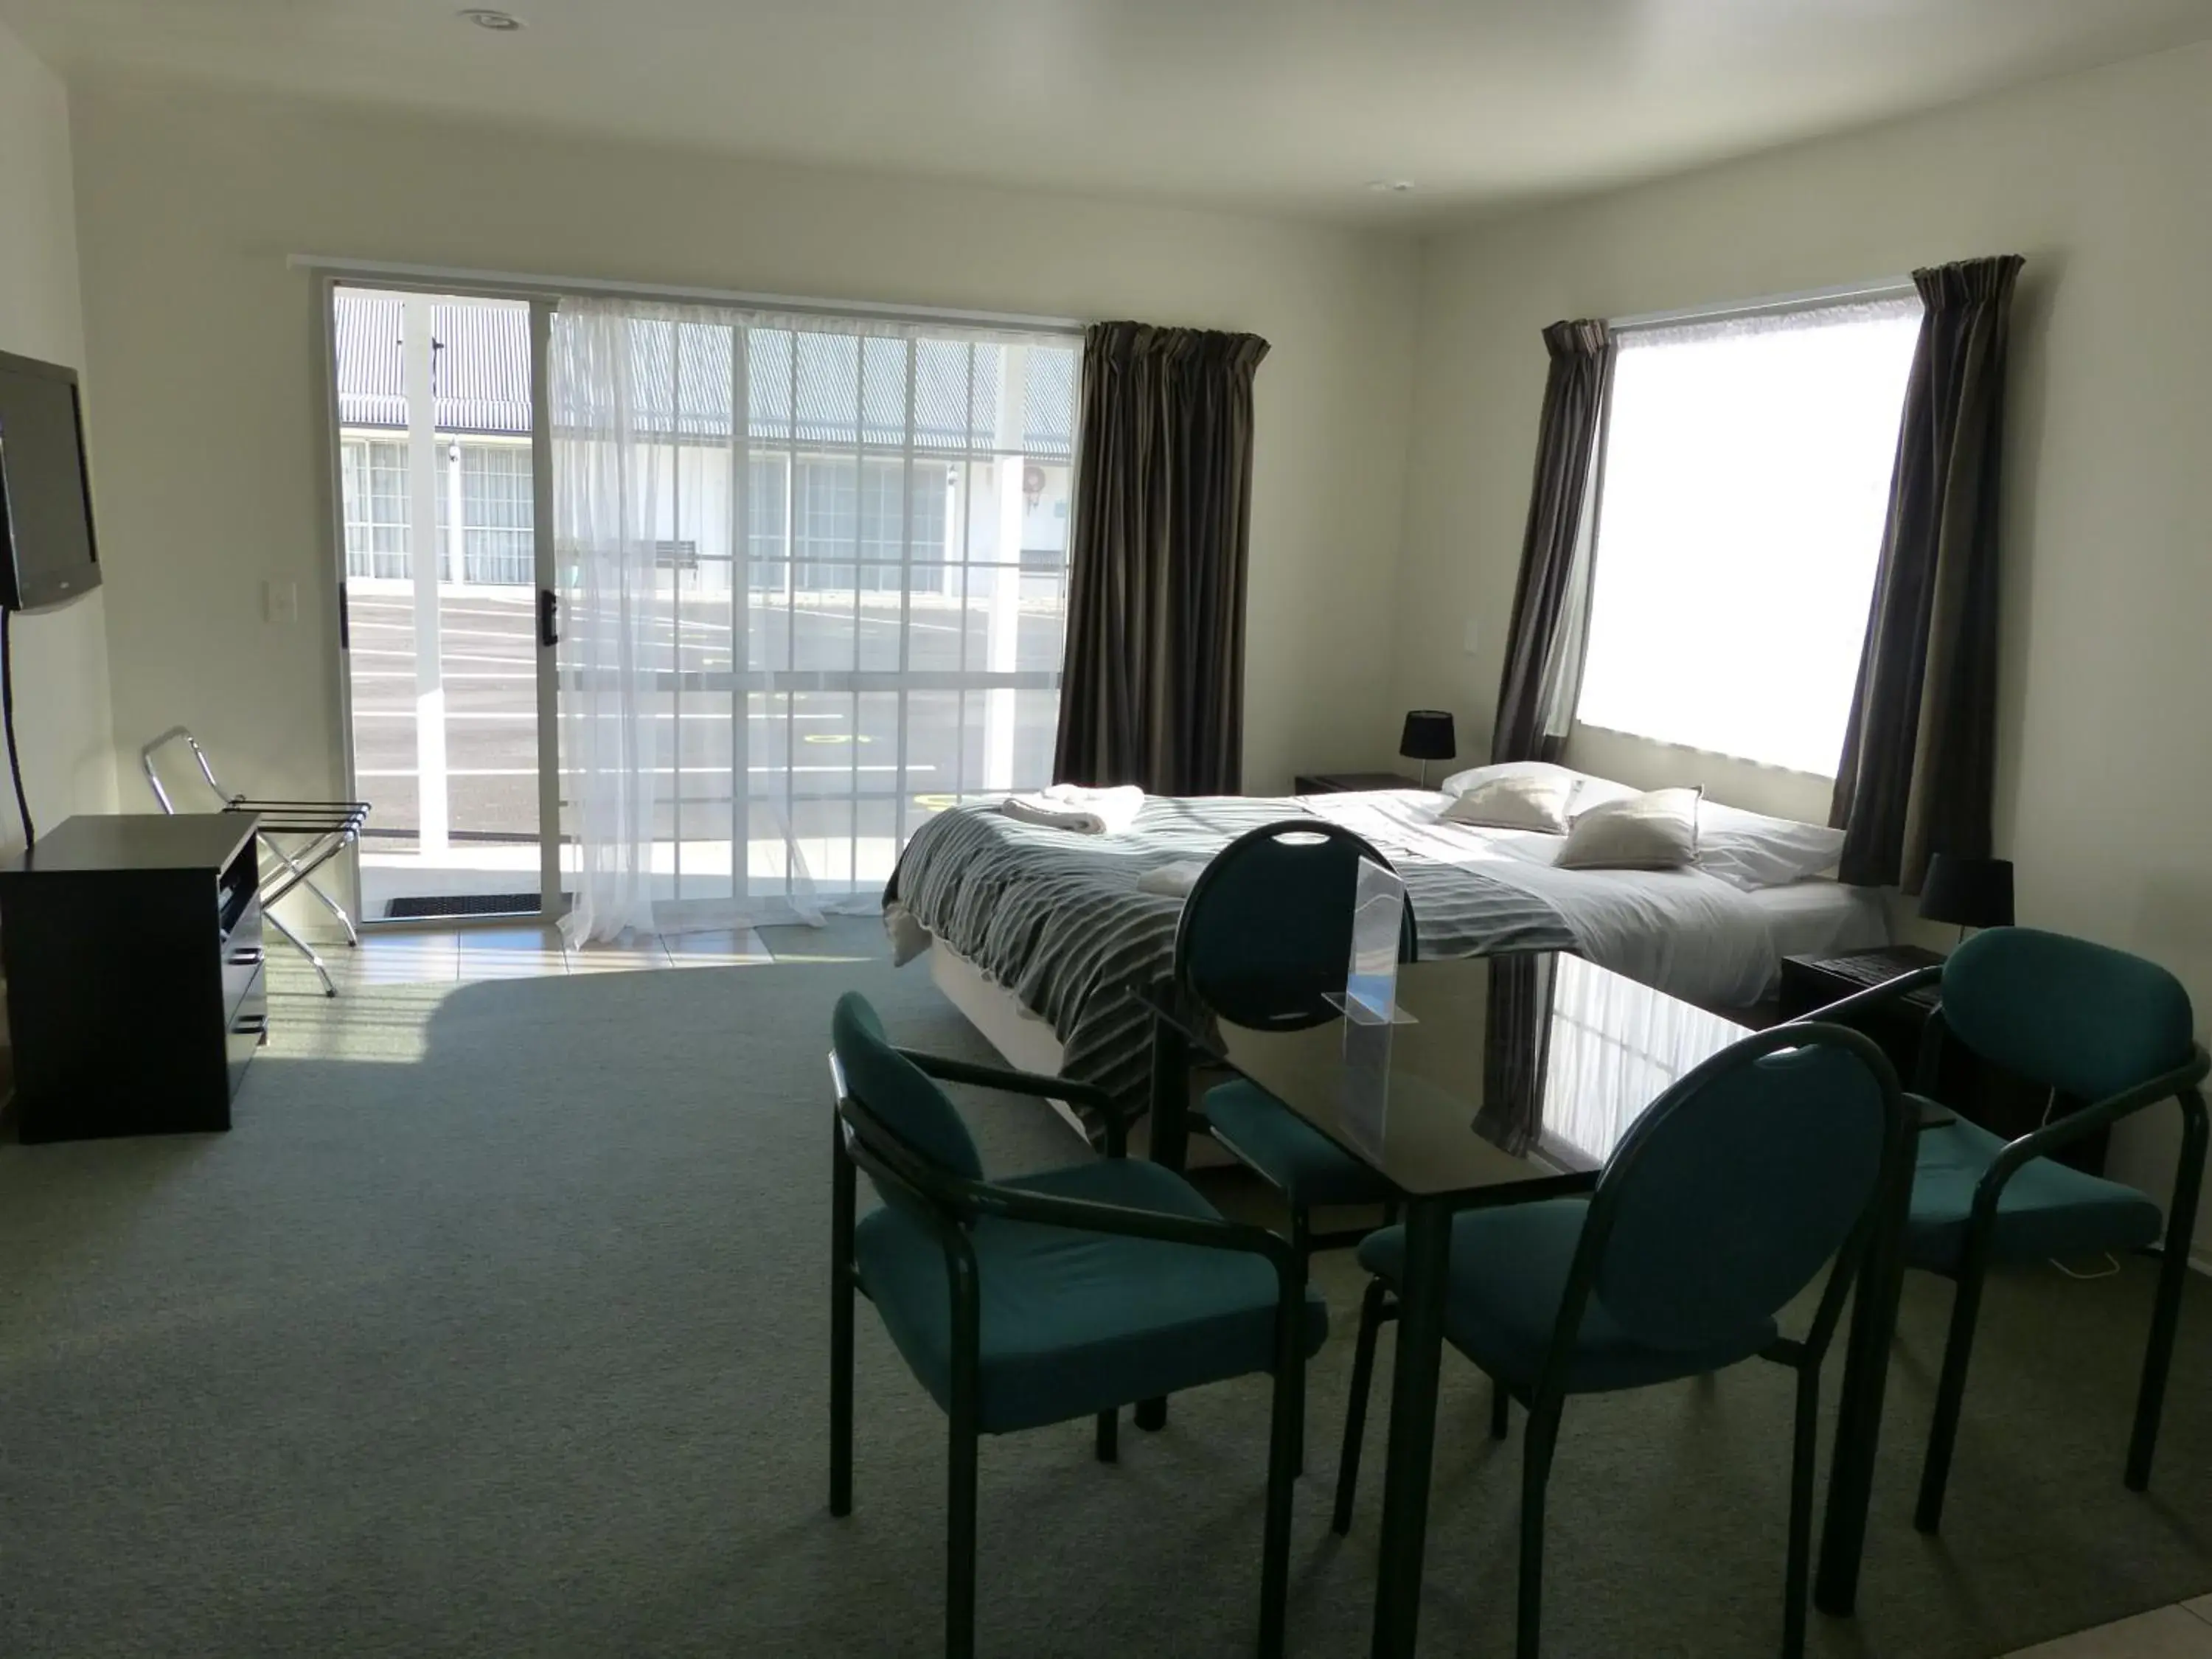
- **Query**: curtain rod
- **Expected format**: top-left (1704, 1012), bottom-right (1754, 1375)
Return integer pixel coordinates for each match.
top-left (1610, 274), bottom-right (1916, 333)
top-left (287, 254), bottom-right (1088, 336)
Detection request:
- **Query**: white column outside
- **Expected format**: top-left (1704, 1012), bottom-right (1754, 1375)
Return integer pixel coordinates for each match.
top-left (404, 295), bottom-right (450, 858)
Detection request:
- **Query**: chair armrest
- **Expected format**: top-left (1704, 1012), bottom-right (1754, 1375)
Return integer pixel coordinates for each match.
top-left (1788, 964), bottom-right (1943, 1027)
top-left (897, 1050), bottom-right (1113, 1112)
top-left (1969, 1054), bottom-right (2211, 1222)
top-left (900, 1050), bottom-right (1137, 1158)
top-left (964, 1178), bottom-right (1295, 1275)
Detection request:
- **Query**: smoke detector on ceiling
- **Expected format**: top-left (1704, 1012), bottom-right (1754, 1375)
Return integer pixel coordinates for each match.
top-left (458, 8), bottom-right (525, 30)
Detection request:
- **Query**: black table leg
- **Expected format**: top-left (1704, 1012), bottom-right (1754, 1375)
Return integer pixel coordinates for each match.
top-left (1371, 1196), bottom-right (1452, 1658)
top-left (1815, 1127), bottom-right (1913, 1615)
top-left (1137, 1006), bottom-right (1192, 1433)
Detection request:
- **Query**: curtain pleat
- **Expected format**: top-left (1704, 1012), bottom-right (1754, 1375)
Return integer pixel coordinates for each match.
top-left (1490, 320), bottom-right (1617, 765)
top-left (1053, 321), bottom-right (1269, 795)
top-left (1832, 257), bottom-right (2022, 893)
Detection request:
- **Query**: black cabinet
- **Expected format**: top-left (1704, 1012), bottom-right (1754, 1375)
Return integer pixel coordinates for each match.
top-left (1, 813), bottom-right (265, 1141)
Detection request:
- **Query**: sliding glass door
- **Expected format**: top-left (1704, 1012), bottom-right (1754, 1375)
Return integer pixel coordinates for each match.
top-left (327, 285), bottom-right (559, 923)
top-left (326, 281), bottom-right (1077, 934)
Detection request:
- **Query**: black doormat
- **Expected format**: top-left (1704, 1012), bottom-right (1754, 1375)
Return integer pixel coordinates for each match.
top-left (383, 892), bottom-right (540, 920)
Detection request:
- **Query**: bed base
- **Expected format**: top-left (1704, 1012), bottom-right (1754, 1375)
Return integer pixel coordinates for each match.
top-left (925, 942), bottom-right (1233, 1167)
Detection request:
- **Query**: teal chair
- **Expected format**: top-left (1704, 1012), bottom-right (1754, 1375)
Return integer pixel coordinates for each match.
top-left (827, 992), bottom-right (1327, 1659)
top-left (1176, 818), bottom-right (1416, 1467)
top-left (1812, 926), bottom-right (2211, 1534)
top-left (1332, 1023), bottom-right (1908, 1659)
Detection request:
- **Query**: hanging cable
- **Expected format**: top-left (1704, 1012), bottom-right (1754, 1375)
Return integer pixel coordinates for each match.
top-left (2, 607), bottom-right (32, 848)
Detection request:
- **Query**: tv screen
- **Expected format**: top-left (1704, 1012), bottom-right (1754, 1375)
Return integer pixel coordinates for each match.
top-left (0, 349), bottom-right (100, 611)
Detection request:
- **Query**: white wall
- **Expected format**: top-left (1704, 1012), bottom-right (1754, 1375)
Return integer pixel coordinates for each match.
top-left (1396, 39), bottom-right (2212, 1253)
top-left (66, 80), bottom-right (1418, 824)
top-left (0, 18), bottom-right (119, 859)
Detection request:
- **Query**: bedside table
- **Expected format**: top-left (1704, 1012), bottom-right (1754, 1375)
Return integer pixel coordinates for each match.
top-left (1779, 944), bottom-right (2104, 1174)
top-left (1293, 771), bottom-right (1420, 795)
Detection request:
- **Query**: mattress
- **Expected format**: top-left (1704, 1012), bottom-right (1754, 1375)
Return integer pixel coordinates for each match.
top-left (886, 790), bottom-right (1883, 1130)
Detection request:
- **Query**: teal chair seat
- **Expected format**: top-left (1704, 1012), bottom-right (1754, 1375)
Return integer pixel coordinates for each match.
top-left (1357, 1199), bottom-right (1778, 1396)
top-left (856, 1155), bottom-right (1329, 1436)
top-left (1203, 1078), bottom-right (1401, 1208)
top-left (1908, 1111), bottom-right (2164, 1275)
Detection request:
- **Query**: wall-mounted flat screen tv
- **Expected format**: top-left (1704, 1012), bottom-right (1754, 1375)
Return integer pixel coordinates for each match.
top-left (0, 349), bottom-right (100, 611)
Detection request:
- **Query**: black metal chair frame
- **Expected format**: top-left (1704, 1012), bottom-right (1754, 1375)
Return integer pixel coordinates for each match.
top-left (1798, 964), bottom-right (2211, 1532)
top-left (827, 1047), bottom-right (1307, 1659)
top-left (1161, 817), bottom-right (1415, 1464)
top-left (143, 726), bottom-right (370, 997)
top-left (1332, 1023), bottom-right (1911, 1659)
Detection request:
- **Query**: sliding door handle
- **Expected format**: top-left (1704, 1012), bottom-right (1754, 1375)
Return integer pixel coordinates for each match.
top-left (539, 588), bottom-right (559, 647)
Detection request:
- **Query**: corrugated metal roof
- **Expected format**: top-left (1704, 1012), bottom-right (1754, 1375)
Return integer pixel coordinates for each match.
top-left (333, 292), bottom-right (1075, 454)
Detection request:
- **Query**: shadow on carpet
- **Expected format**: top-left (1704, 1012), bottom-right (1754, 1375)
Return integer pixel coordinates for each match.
top-left (1, 953), bottom-right (2208, 1657)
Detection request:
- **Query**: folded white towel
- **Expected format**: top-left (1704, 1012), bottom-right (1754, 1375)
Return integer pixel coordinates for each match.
top-left (1136, 859), bottom-right (1208, 898)
top-left (1001, 783), bottom-right (1145, 835)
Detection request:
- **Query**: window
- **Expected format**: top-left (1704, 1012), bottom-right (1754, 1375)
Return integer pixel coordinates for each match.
top-left (340, 437), bottom-right (411, 580)
top-left (342, 436), bottom-right (537, 585)
top-left (1573, 296), bottom-right (1921, 776)
top-left (459, 442), bottom-right (534, 584)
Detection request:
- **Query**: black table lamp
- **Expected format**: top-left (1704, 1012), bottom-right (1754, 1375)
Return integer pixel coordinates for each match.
top-left (1919, 853), bottom-right (2014, 945)
top-left (1399, 710), bottom-right (1456, 788)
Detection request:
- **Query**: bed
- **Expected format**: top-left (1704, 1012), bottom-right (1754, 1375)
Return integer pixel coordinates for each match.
top-left (883, 782), bottom-right (1887, 1145)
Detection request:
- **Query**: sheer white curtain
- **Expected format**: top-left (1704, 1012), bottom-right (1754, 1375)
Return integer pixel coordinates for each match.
top-left (549, 294), bottom-right (1078, 943)
top-left (550, 296), bottom-right (820, 942)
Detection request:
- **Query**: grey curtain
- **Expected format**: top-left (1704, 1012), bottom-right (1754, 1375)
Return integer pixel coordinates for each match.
top-left (1054, 321), bottom-right (1270, 795)
top-left (1490, 320), bottom-right (1617, 764)
top-left (1832, 257), bottom-right (2022, 892)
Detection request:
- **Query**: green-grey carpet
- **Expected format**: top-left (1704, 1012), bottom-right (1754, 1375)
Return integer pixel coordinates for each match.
top-left (1, 942), bottom-right (2209, 1658)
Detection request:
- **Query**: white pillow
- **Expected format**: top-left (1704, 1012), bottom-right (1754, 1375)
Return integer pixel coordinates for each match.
top-left (1440, 771), bottom-right (1578, 833)
top-left (1557, 787), bottom-right (1703, 871)
top-left (1437, 761), bottom-right (1638, 813)
top-left (1697, 801), bottom-right (1847, 891)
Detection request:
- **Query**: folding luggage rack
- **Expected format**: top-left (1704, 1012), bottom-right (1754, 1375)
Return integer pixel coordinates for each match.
top-left (142, 726), bottom-right (369, 996)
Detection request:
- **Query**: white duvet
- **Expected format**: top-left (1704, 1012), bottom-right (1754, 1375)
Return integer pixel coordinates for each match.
top-left (1297, 790), bottom-right (1785, 1008)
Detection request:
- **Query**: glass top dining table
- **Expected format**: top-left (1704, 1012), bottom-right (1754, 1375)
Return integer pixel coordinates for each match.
top-left (1190, 950), bottom-right (1759, 1197)
top-left (1135, 950), bottom-right (1927, 1658)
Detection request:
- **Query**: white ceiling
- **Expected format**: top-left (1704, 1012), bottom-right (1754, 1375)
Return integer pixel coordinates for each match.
top-left (7, 0), bottom-right (2212, 221)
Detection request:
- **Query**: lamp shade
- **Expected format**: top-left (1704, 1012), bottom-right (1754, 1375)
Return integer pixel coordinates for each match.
top-left (1918, 854), bottom-right (2014, 931)
top-left (1399, 710), bottom-right (1457, 764)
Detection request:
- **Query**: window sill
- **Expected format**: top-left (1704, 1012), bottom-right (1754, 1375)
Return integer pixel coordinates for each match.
top-left (1568, 723), bottom-right (1837, 787)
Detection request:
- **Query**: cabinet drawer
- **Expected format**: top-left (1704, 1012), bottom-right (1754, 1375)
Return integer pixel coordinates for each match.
top-left (225, 964), bottom-right (267, 1099)
top-left (222, 937), bottom-right (267, 1025)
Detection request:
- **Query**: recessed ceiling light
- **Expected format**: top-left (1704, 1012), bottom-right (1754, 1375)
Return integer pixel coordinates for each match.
top-left (458, 8), bottom-right (524, 30)
top-left (1363, 179), bottom-right (1416, 195)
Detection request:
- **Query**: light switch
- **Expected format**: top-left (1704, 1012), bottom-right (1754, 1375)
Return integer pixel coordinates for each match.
top-left (262, 580), bottom-right (299, 624)
top-left (1462, 616), bottom-right (1481, 655)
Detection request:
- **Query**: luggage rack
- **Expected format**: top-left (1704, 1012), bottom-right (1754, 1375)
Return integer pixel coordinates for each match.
top-left (142, 726), bottom-right (369, 997)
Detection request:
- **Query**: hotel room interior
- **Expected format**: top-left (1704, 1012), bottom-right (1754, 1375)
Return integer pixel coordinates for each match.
top-left (4, 1), bottom-right (2212, 1656)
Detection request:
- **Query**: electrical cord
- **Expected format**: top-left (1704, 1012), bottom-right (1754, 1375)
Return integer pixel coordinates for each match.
top-left (2, 605), bottom-right (31, 848)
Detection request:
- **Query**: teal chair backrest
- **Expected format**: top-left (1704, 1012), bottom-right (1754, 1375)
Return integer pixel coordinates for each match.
top-left (830, 992), bottom-right (985, 1207)
top-left (1175, 820), bottom-right (1417, 1031)
top-left (1941, 927), bottom-right (2197, 1103)
top-left (1590, 1027), bottom-right (1896, 1352)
